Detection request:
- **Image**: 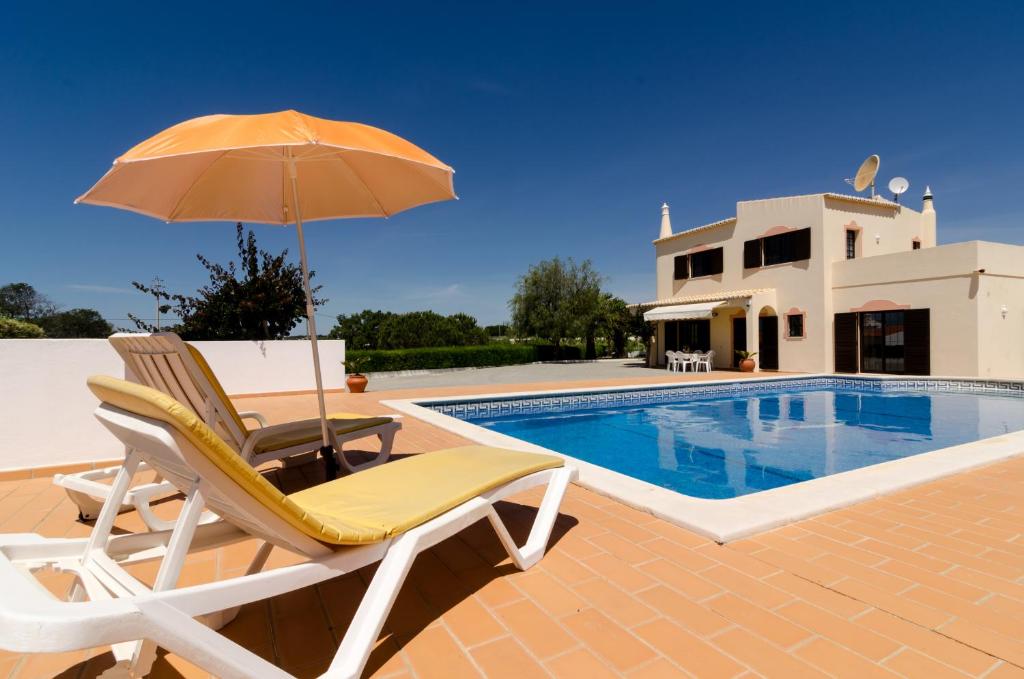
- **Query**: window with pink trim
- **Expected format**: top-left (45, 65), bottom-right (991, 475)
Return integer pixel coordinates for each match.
top-left (786, 312), bottom-right (805, 339)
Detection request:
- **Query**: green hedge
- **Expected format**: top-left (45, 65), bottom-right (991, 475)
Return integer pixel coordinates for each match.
top-left (346, 343), bottom-right (583, 372)
top-left (0, 317), bottom-right (45, 338)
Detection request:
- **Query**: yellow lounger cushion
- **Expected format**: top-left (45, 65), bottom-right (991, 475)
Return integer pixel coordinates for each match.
top-left (250, 416), bottom-right (393, 454)
top-left (289, 445), bottom-right (563, 543)
top-left (87, 375), bottom-right (562, 546)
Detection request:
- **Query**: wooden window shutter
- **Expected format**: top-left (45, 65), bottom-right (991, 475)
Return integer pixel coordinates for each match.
top-left (710, 247), bottom-right (724, 275)
top-left (903, 309), bottom-right (931, 375)
top-left (674, 255), bottom-right (689, 280)
top-left (794, 228), bottom-right (812, 261)
top-left (743, 239), bottom-right (762, 269)
top-left (834, 312), bottom-right (858, 373)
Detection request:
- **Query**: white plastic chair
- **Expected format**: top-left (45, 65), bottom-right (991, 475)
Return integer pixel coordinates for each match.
top-left (677, 352), bottom-right (697, 372)
top-left (697, 350), bottom-right (716, 372)
top-left (665, 351), bottom-right (679, 372)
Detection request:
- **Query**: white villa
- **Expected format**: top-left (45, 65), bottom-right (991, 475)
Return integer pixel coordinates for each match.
top-left (636, 189), bottom-right (1024, 377)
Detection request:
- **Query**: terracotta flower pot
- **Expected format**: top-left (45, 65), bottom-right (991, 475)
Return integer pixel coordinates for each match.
top-left (346, 374), bottom-right (368, 393)
top-left (738, 358), bottom-right (756, 372)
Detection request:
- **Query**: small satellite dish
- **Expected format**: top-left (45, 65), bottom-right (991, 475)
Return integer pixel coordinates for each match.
top-left (853, 155), bottom-right (880, 195)
top-left (888, 176), bottom-right (909, 203)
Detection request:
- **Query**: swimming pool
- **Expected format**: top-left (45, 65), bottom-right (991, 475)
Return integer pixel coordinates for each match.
top-left (385, 375), bottom-right (1024, 541)
top-left (460, 386), bottom-right (1024, 499)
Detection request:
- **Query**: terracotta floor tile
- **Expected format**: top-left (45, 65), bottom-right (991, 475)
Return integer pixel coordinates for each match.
top-left (637, 558), bottom-right (722, 600)
top-left (626, 658), bottom-right (691, 678)
top-left (545, 647), bottom-right (620, 679)
top-left (700, 542), bottom-right (781, 578)
top-left (988, 662), bottom-right (1024, 679)
top-left (642, 537), bottom-right (717, 571)
top-left (813, 553), bottom-right (914, 593)
top-left (561, 609), bottom-right (656, 672)
top-left (401, 625), bottom-right (482, 679)
top-left (583, 552), bottom-right (654, 592)
top-left (712, 627), bottom-right (829, 678)
top-left (511, 570), bottom-right (588, 618)
top-left (636, 585), bottom-right (732, 636)
top-left (877, 559), bottom-right (988, 602)
top-left (762, 572), bottom-right (870, 619)
top-left (795, 637), bottom-right (901, 678)
top-left (541, 550), bottom-right (598, 586)
top-left (442, 595), bottom-right (507, 648)
top-left (882, 648), bottom-right (972, 679)
top-left (493, 599), bottom-right (576, 659)
top-left (587, 531), bottom-right (656, 565)
top-left (855, 609), bottom-right (998, 676)
top-left (776, 600), bottom-right (901, 661)
top-left (471, 637), bottom-right (547, 679)
top-left (632, 618), bottom-right (746, 678)
top-left (830, 578), bottom-right (954, 629)
top-left (938, 618), bottom-right (1024, 667)
top-left (698, 564), bottom-right (792, 609)
top-left (744, 547), bottom-right (845, 586)
top-left (572, 577), bottom-right (657, 628)
top-left (706, 593), bottom-right (811, 649)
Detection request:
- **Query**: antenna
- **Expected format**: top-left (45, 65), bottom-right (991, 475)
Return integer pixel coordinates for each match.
top-left (888, 176), bottom-right (909, 203)
top-left (853, 155), bottom-right (880, 197)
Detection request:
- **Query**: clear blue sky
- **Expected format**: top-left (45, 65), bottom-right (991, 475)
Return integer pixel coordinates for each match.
top-left (2, 1), bottom-right (1022, 327)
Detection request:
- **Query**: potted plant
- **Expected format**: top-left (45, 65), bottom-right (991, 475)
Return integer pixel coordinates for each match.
top-left (343, 356), bottom-right (370, 393)
top-left (735, 350), bottom-right (758, 373)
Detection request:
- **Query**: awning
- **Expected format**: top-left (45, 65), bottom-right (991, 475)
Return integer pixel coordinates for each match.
top-left (643, 301), bottom-right (725, 322)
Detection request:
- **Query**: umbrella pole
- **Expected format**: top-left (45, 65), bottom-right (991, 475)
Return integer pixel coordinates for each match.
top-left (288, 153), bottom-right (338, 480)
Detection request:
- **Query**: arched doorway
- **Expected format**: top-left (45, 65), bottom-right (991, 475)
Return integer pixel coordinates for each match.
top-left (758, 306), bottom-right (779, 370)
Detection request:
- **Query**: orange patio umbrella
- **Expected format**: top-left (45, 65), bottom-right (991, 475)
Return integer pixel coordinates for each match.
top-left (77, 110), bottom-right (456, 477)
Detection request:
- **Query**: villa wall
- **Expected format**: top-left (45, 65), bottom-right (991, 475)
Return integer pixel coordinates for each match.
top-left (0, 338), bottom-right (346, 472)
top-left (831, 241), bottom-right (1024, 378)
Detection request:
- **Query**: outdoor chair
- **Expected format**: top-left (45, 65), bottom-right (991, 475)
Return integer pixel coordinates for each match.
top-left (0, 376), bottom-right (576, 679)
top-left (677, 352), bottom-right (697, 372)
top-left (665, 350), bottom-right (679, 371)
top-left (697, 350), bottom-right (715, 372)
top-left (55, 332), bottom-right (401, 528)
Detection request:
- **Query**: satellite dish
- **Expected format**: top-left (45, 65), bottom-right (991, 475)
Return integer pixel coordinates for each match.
top-left (888, 176), bottom-right (909, 203)
top-left (853, 155), bottom-right (880, 195)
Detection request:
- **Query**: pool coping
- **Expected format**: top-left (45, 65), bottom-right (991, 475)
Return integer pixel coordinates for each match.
top-left (381, 373), bottom-right (1024, 543)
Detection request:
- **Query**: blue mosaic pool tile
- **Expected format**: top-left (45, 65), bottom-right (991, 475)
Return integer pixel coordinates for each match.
top-left (423, 376), bottom-right (1024, 420)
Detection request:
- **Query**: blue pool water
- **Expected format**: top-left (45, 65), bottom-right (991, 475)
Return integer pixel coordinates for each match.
top-left (458, 385), bottom-right (1024, 499)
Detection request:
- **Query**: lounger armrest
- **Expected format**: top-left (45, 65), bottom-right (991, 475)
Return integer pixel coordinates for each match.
top-left (237, 410), bottom-right (268, 428)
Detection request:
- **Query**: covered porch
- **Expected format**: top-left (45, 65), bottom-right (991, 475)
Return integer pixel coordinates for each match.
top-left (636, 288), bottom-right (778, 372)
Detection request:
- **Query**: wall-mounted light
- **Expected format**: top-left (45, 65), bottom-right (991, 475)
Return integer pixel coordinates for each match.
top-left (874, 233), bottom-right (881, 244)
top-left (1002, 304), bottom-right (1008, 319)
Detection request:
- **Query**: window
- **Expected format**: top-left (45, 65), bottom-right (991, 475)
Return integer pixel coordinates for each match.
top-left (846, 230), bottom-right (857, 259)
top-left (912, 240), bottom-right (921, 250)
top-left (745, 228), bottom-right (811, 270)
top-left (689, 247), bottom-right (723, 277)
top-left (743, 239), bottom-right (762, 269)
top-left (786, 313), bottom-right (805, 338)
top-left (762, 228), bottom-right (811, 266)
top-left (673, 255), bottom-right (688, 280)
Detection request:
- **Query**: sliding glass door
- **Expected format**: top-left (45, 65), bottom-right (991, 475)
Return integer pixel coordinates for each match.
top-left (860, 311), bottom-right (905, 374)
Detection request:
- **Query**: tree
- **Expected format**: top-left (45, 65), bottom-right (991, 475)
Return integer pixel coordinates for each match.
top-left (129, 223), bottom-right (325, 340)
top-left (329, 310), bottom-right (489, 349)
top-left (37, 308), bottom-right (114, 338)
top-left (597, 294), bottom-right (632, 358)
top-left (0, 316), bottom-right (46, 338)
top-left (0, 283), bottom-right (57, 320)
top-left (509, 257), bottom-right (603, 355)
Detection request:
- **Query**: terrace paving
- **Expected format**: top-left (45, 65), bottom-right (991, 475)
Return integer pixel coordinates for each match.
top-left (2, 369), bottom-right (1024, 678)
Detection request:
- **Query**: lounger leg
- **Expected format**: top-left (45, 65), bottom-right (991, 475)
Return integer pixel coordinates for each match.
top-left (325, 534), bottom-right (420, 679)
top-left (108, 480), bottom-right (210, 677)
top-left (486, 467), bottom-right (574, 570)
top-left (203, 541), bottom-right (274, 630)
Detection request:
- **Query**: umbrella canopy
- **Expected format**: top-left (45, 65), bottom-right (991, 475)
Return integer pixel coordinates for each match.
top-left (77, 110), bottom-right (456, 478)
top-left (77, 109), bottom-right (455, 223)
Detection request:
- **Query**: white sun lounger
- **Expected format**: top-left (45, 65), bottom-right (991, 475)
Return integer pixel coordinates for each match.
top-left (0, 376), bottom-right (576, 678)
top-left (55, 332), bottom-right (401, 528)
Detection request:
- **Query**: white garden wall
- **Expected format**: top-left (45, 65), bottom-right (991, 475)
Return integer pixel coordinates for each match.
top-left (0, 338), bottom-right (345, 472)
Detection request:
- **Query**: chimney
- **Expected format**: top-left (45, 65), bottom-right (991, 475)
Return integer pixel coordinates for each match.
top-left (659, 203), bottom-right (673, 239)
top-left (921, 186), bottom-right (936, 244)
